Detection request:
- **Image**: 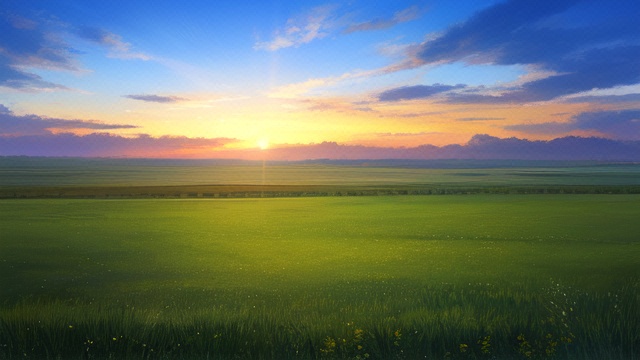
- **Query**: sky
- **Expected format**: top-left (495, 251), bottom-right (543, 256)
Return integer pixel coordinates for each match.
top-left (1, 0), bottom-right (639, 159)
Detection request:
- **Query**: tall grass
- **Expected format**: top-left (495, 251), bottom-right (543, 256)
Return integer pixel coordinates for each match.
top-left (1, 280), bottom-right (638, 359)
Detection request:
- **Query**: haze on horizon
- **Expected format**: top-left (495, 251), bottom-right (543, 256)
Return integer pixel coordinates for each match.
top-left (1, 0), bottom-right (639, 160)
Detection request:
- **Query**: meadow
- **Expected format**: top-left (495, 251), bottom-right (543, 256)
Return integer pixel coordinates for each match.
top-left (1, 194), bottom-right (639, 359)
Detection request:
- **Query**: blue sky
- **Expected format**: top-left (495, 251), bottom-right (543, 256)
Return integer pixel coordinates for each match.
top-left (1, 0), bottom-right (639, 158)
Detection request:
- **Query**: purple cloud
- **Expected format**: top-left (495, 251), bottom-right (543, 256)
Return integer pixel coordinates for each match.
top-left (0, 133), bottom-right (237, 158)
top-left (0, 104), bottom-right (137, 136)
top-left (247, 135), bottom-right (640, 161)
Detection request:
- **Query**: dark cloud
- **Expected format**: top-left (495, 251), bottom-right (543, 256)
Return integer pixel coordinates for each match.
top-left (506, 109), bottom-right (640, 140)
top-left (416, 1), bottom-right (581, 64)
top-left (573, 109), bottom-right (640, 139)
top-left (378, 83), bottom-right (465, 101)
top-left (0, 104), bottom-right (137, 136)
top-left (414, 0), bottom-right (640, 103)
top-left (0, 133), bottom-right (236, 157)
top-left (124, 94), bottom-right (186, 103)
top-left (0, 13), bottom-right (77, 90)
top-left (343, 5), bottom-right (420, 34)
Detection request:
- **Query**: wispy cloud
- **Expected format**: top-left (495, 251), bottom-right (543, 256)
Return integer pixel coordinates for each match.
top-left (0, 13), bottom-right (77, 90)
top-left (378, 84), bottom-right (466, 102)
top-left (254, 5), bottom-right (337, 51)
top-left (76, 27), bottom-right (151, 60)
top-left (566, 94), bottom-right (640, 104)
top-left (343, 5), bottom-right (421, 34)
top-left (0, 104), bottom-right (137, 136)
top-left (124, 94), bottom-right (187, 103)
top-left (268, 78), bottom-right (332, 99)
top-left (0, 14), bottom-right (150, 92)
top-left (256, 4), bottom-right (423, 51)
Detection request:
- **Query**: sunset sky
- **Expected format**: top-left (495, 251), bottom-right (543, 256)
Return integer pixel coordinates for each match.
top-left (1, 0), bottom-right (639, 159)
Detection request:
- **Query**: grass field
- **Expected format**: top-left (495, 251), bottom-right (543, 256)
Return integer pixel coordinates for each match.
top-left (1, 195), bottom-right (639, 359)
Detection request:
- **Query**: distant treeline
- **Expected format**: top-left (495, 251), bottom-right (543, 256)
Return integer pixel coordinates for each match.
top-left (2, 184), bottom-right (640, 199)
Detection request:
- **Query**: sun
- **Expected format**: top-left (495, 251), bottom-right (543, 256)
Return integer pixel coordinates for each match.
top-left (257, 139), bottom-right (269, 150)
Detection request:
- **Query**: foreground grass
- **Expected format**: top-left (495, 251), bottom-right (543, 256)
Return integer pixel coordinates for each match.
top-left (2, 281), bottom-right (638, 359)
top-left (1, 195), bottom-right (639, 358)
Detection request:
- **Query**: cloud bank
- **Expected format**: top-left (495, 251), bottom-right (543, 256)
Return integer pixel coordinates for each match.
top-left (0, 104), bottom-right (234, 157)
top-left (4, 132), bottom-right (637, 161)
top-left (0, 133), bottom-right (236, 158)
top-left (242, 135), bottom-right (639, 162)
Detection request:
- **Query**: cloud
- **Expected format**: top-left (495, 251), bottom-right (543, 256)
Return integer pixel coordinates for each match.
top-left (0, 133), bottom-right (236, 158)
top-left (456, 117), bottom-right (505, 122)
top-left (0, 104), bottom-right (137, 136)
top-left (506, 109), bottom-right (640, 140)
top-left (254, 5), bottom-right (337, 51)
top-left (412, 0), bottom-right (640, 103)
top-left (0, 13), bottom-right (77, 90)
top-left (268, 78), bottom-right (331, 99)
top-left (0, 13), bottom-right (152, 91)
top-left (378, 84), bottom-right (466, 101)
top-left (0, 105), bottom-right (235, 157)
top-left (124, 94), bottom-right (187, 103)
top-left (504, 121), bottom-right (574, 135)
top-left (572, 109), bottom-right (640, 139)
top-left (256, 4), bottom-right (424, 51)
top-left (343, 5), bottom-right (421, 34)
top-left (566, 93), bottom-right (640, 104)
top-left (76, 26), bottom-right (151, 60)
top-left (228, 135), bottom-right (640, 161)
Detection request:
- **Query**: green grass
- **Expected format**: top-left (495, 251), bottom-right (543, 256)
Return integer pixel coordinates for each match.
top-left (1, 195), bottom-right (639, 359)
